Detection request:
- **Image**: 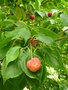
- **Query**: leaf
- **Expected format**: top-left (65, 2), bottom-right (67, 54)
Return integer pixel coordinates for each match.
top-left (1, 58), bottom-right (22, 83)
top-left (10, 7), bottom-right (26, 20)
top-left (38, 27), bottom-right (58, 40)
top-left (15, 21), bottom-right (25, 27)
top-left (36, 46), bottom-right (64, 70)
top-left (0, 0), bottom-right (4, 5)
top-left (35, 0), bottom-right (40, 10)
top-left (35, 10), bottom-right (45, 18)
top-left (45, 47), bottom-right (64, 70)
top-left (0, 10), bottom-right (5, 20)
top-left (51, 46), bottom-right (64, 69)
top-left (41, 63), bottom-right (47, 83)
top-left (6, 46), bottom-right (20, 67)
top-left (1, 19), bottom-right (14, 31)
top-left (15, 7), bottom-right (23, 20)
top-left (26, 77), bottom-right (40, 90)
top-left (41, 20), bottom-right (51, 28)
top-left (0, 77), bottom-right (17, 90)
top-left (0, 46), bottom-right (10, 60)
top-left (5, 27), bottom-right (31, 42)
top-left (60, 14), bottom-right (68, 26)
top-left (19, 49), bottom-right (43, 82)
top-left (0, 37), bottom-right (12, 50)
top-left (36, 34), bottom-right (53, 45)
top-left (60, 81), bottom-right (68, 90)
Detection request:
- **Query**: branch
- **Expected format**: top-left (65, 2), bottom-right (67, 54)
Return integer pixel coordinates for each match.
top-left (55, 37), bottom-right (68, 42)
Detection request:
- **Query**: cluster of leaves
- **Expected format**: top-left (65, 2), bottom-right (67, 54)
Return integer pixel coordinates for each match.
top-left (0, 0), bottom-right (68, 90)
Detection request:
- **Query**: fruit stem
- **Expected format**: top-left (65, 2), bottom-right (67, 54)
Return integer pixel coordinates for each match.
top-left (30, 45), bottom-right (32, 58)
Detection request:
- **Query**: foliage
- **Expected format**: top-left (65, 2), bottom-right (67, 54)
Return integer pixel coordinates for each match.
top-left (0, 0), bottom-right (68, 90)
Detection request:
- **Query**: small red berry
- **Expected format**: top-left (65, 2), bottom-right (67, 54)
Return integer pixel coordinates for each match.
top-left (30, 37), bottom-right (37, 46)
top-left (27, 57), bottom-right (41, 72)
top-left (48, 12), bottom-right (52, 17)
top-left (30, 15), bottom-right (35, 20)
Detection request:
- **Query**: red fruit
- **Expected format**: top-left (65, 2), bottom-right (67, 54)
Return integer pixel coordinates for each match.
top-left (27, 57), bottom-right (41, 72)
top-left (30, 37), bottom-right (37, 46)
top-left (48, 12), bottom-right (52, 17)
top-left (30, 15), bottom-right (35, 20)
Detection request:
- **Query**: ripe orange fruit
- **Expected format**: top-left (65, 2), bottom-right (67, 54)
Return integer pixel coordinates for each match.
top-left (27, 57), bottom-right (41, 72)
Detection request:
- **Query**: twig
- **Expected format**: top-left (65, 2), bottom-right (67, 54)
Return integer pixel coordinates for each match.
top-left (30, 45), bottom-right (32, 58)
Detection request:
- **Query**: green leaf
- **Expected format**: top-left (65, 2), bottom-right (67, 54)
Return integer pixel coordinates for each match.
top-left (5, 27), bottom-right (31, 42)
top-left (26, 77), bottom-right (40, 90)
top-left (60, 81), bottom-right (68, 90)
top-left (38, 27), bottom-right (58, 40)
top-left (0, 46), bottom-right (10, 60)
top-left (60, 14), bottom-right (68, 26)
top-left (51, 46), bottom-right (64, 69)
top-left (36, 34), bottom-right (53, 45)
top-left (0, 37), bottom-right (12, 50)
top-left (41, 20), bottom-right (51, 28)
top-left (41, 63), bottom-right (47, 83)
top-left (10, 7), bottom-right (26, 20)
top-left (6, 46), bottom-right (20, 67)
top-left (0, 10), bottom-right (5, 20)
top-left (1, 58), bottom-right (22, 83)
top-left (36, 46), bottom-right (64, 70)
top-left (45, 47), bottom-right (64, 69)
top-left (15, 21), bottom-right (25, 27)
top-left (0, 77), bottom-right (17, 90)
top-left (15, 7), bottom-right (23, 20)
top-left (0, 0), bottom-right (4, 5)
top-left (35, 0), bottom-right (40, 10)
top-left (35, 10), bottom-right (45, 18)
top-left (19, 49), bottom-right (43, 82)
top-left (1, 19), bottom-right (14, 31)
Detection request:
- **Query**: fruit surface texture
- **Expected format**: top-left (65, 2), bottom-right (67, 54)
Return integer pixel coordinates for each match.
top-left (27, 57), bottom-right (41, 72)
top-left (48, 12), bottom-right (52, 17)
top-left (30, 15), bottom-right (35, 20)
